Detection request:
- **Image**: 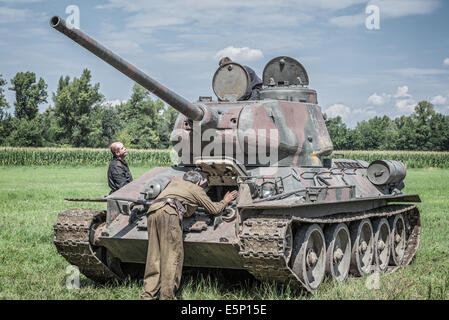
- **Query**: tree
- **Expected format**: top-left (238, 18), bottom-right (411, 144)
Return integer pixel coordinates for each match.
top-left (0, 75), bottom-right (10, 144)
top-left (159, 106), bottom-right (179, 148)
top-left (323, 114), bottom-right (350, 150)
top-left (350, 116), bottom-right (396, 150)
top-left (393, 115), bottom-right (417, 150)
top-left (427, 113), bottom-right (449, 151)
top-left (0, 75), bottom-right (9, 120)
top-left (4, 116), bottom-right (43, 147)
top-left (40, 106), bottom-right (61, 147)
top-left (117, 84), bottom-right (164, 149)
top-left (86, 103), bottom-right (123, 148)
top-left (53, 69), bottom-right (104, 147)
top-left (9, 72), bottom-right (47, 120)
top-left (412, 101), bottom-right (436, 151)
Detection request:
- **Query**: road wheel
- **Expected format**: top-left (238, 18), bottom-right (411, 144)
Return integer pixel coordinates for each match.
top-left (349, 219), bottom-right (374, 276)
top-left (372, 218), bottom-right (391, 273)
top-left (291, 224), bottom-right (326, 291)
top-left (325, 223), bottom-right (351, 282)
top-left (389, 214), bottom-right (406, 266)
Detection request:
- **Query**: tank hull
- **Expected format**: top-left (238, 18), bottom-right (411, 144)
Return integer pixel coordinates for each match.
top-left (55, 163), bottom-right (421, 292)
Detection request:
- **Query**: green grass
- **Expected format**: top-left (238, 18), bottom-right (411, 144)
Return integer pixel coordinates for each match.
top-left (0, 166), bottom-right (448, 300)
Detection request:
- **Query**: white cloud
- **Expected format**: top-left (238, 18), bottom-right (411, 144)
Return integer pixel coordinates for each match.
top-left (324, 103), bottom-right (376, 127)
top-left (97, 0), bottom-right (367, 15)
top-left (330, 0), bottom-right (441, 28)
top-left (394, 85), bottom-right (411, 98)
top-left (0, 0), bottom-right (41, 2)
top-left (97, 0), bottom-right (371, 32)
top-left (325, 103), bottom-right (352, 119)
top-left (0, 7), bottom-right (29, 23)
top-left (329, 14), bottom-right (365, 28)
top-left (370, 0), bottom-right (441, 18)
top-left (430, 95), bottom-right (448, 105)
top-left (444, 58), bottom-right (449, 66)
top-left (97, 1), bottom-right (314, 31)
top-left (214, 46), bottom-right (263, 62)
top-left (297, 0), bottom-right (367, 11)
top-left (395, 98), bottom-right (416, 113)
top-left (367, 93), bottom-right (390, 105)
top-left (393, 68), bottom-right (449, 77)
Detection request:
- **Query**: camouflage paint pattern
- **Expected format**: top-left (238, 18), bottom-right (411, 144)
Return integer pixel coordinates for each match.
top-left (50, 16), bottom-right (421, 292)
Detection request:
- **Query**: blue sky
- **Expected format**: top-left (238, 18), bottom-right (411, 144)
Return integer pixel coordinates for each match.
top-left (1, 0), bottom-right (448, 127)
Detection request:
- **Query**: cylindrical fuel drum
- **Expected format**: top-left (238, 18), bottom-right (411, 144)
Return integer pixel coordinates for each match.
top-left (367, 160), bottom-right (406, 185)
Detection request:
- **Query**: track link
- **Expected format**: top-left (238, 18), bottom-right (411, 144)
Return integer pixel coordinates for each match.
top-left (53, 208), bottom-right (121, 283)
top-left (239, 204), bottom-right (421, 292)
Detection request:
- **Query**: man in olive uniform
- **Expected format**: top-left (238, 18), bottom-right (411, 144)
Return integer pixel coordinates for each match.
top-left (107, 142), bottom-right (133, 194)
top-left (141, 170), bottom-right (238, 300)
top-left (218, 56), bottom-right (262, 100)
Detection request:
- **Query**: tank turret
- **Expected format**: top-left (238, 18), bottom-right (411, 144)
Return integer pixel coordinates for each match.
top-left (172, 56), bottom-right (333, 167)
top-left (51, 16), bottom-right (332, 167)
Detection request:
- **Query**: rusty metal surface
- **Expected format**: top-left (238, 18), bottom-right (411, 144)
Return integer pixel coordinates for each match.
top-left (212, 62), bottom-right (249, 101)
top-left (98, 210), bottom-right (242, 267)
top-left (262, 56), bottom-right (309, 86)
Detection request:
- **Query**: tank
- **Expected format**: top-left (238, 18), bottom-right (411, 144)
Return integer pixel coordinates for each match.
top-left (50, 16), bottom-right (421, 292)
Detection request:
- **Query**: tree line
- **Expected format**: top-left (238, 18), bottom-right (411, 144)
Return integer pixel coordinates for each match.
top-left (1, 70), bottom-right (449, 151)
top-left (0, 70), bottom-right (178, 149)
top-left (324, 101), bottom-right (449, 151)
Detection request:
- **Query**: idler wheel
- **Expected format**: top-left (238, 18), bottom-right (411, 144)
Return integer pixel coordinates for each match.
top-left (389, 214), bottom-right (406, 266)
top-left (372, 218), bottom-right (391, 273)
top-left (349, 219), bottom-right (374, 276)
top-left (291, 224), bottom-right (326, 291)
top-left (325, 223), bottom-right (351, 282)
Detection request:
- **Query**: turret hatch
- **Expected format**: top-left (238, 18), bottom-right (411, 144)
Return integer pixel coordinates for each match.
top-left (263, 56), bottom-right (309, 87)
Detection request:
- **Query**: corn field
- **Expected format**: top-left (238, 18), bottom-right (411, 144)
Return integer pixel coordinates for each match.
top-left (0, 147), bottom-right (171, 167)
top-left (0, 147), bottom-right (448, 168)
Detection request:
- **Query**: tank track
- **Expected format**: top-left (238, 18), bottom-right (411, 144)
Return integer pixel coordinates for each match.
top-left (238, 204), bottom-right (421, 292)
top-left (53, 208), bottom-right (121, 283)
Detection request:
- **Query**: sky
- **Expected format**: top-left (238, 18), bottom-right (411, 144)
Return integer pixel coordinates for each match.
top-left (1, 0), bottom-right (448, 127)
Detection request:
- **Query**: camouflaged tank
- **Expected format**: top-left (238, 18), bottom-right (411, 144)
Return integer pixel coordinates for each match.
top-left (50, 16), bottom-right (421, 292)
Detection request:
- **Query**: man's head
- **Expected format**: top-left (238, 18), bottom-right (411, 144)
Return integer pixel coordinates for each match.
top-left (183, 170), bottom-right (208, 188)
top-left (219, 56), bottom-right (232, 67)
top-left (110, 142), bottom-right (127, 159)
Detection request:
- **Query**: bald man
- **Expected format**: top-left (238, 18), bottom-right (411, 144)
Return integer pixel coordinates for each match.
top-left (107, 142), bottom-right (133, 194)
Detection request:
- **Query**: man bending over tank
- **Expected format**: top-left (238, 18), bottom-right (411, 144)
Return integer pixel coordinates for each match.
top-left (141, 170), bottom-right (238, 300)
top-left (219, 56), bottom-right (263, 100)
top-left (107, 142), bottom-right (133, 194)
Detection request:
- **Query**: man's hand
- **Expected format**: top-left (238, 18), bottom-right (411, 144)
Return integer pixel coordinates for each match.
top-left (224, 190), bottom-right (238, 203)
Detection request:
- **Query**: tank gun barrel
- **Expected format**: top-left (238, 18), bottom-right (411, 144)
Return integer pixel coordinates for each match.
top-left (50, 16), bottom-right (203, 121)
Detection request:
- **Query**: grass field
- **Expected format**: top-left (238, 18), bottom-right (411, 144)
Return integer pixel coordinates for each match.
top-left (0, 166), bottom-right (448, 300)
